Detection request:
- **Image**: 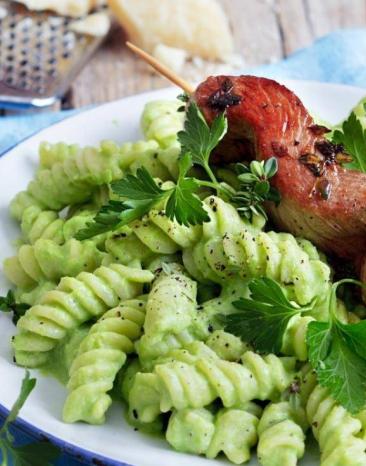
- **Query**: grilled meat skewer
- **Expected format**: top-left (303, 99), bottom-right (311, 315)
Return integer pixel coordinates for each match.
top-left (195, 75), bottom-right (366, 272)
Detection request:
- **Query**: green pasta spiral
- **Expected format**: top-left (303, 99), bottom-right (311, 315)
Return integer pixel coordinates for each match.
top-left (257, 401), bottom-right (306, 466)
top-left (119, 139), bottom-right (174, 180)
top-left (12, 264), bottom-right (154, 368)
top-left (184, 227), bottom-right (331, 305)
top-left (132, 208), bottom-right (202, 255)
top-left (183, 196), bottom-right (265, 284)
top-left (39, 142), bottom-right (79, 169)
top-left (10, 141), bottom-right (124, 220)
top-left (21, 206), bottom-right (96, 245)
top-left (166, 406), bottom-right (258, 464)
top-left (281, 315), bottom-right (315, 361)
top-left (141, 100), bottom-right (184, 149)
top-left (129, 350), bottom-right (296, 423)
top-left (281, 301), bottom-right (350, 362)
top-left (306, 384), bottom-right (366, 466)
top-left (63, 298), bottom-right (147, 424)
top-left (206, 330), bottom-right (249, 361)
top-left (104, 231), bottom-right (154, 266)
top-left (3, 239), bottom-right (105, 289)
top-left (137, 266), bottom-right (200, 365)
top-left (102, 206), bottom-right (202, 267)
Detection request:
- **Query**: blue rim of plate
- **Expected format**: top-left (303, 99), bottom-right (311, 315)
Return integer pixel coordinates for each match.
top-left (1, 78), bottom-right (365, 465)
top-left (0, 402), bottom-right (131, 466)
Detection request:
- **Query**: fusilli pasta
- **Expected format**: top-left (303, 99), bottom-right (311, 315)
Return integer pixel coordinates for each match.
top-left (257, 401), bottom-right (306, 466)
top-left (140, 100), bottom-right (184, 149)
top-left (306, 384), bottom-right (366, 466)
top-left (63, 298), bottom-right (147, 424)
top-left (4, 239), bottom-right (105, 289)
top-left (129, 350), bottom-right (296, 422)
top-left (166, 405), bottom-right (258, 464)
top-left (13, 264), bottom-right (154, 368)
top-left (10, 141), bottom-right (124, 220)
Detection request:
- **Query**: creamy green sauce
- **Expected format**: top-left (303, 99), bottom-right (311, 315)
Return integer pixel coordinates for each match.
top-left (41, 325), bottom-right (90, 384)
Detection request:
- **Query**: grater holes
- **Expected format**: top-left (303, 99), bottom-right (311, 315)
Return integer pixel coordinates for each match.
top-left (0, 3), bottom-right (104, 101)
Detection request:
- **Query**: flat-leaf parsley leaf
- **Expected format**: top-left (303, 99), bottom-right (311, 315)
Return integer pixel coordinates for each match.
top-left (221, 278), bottom-right (315, 353)
top-left (307, 279), bottom-right (366, 414)
top-left (332, 112), bottom-right (366, 172)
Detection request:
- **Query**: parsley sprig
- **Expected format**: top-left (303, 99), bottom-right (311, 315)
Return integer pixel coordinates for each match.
top-left (0, 291), bottom-right (29, 325)
top-left (76, 101), bottom-right (280, 239)
top-left (0, 372), bottom-right (60, 465)
top-left (332, 108), bottom-right (366, 172)
top-left (222, 276), bottom-right (366, 414)
top-left (307, 279), bottom-right (366, 414)
top-left (220, 278), bottom-right (315, 353)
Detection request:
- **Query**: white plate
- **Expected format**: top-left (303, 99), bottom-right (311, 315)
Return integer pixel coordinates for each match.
top-left (0, 80), bottom-right (365, 466)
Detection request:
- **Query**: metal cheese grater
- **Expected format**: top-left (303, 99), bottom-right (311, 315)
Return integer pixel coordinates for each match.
top-left (0, 1), bottom-right (107, 109)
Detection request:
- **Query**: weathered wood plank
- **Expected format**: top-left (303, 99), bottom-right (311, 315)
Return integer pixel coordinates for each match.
top-left (276, 0), bottom-right (313, 55)
top-left (69, 24), bottom-right (165, 108)
top-left (305, 0), bottom-right (366, 37)
top-left (220, 0), bottom-right (283, 65)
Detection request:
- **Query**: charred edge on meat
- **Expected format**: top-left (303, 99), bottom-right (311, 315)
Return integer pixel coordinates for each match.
top-left (300, 140), bottom-right (353, 179)
top-left (315, 178), bottom-right (332, 200)
top-left (308, 124), bottom-right (331, 136)
top-left (207, 78), bottom-right (242, 111)
top-left (299, 153), bottom-right (326, 177)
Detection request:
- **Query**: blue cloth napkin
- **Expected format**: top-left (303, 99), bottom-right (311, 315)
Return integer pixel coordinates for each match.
top-left (1, 27), bottom-right (366, 466)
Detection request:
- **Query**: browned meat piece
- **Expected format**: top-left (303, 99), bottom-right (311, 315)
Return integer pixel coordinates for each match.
top-left (195, 75), bottom-right (366, 271)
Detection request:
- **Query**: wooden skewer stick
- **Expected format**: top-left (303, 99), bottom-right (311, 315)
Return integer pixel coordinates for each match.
top-left (126, 41), bottom-right (194, 95)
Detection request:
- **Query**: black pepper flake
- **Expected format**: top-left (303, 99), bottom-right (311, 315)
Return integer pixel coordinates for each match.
top-left (207, 78), bottom-right (242, 111)
top-left (132, 409), bottom-right (139, 419)
top-left (289, 379), bottom-right (301, 393)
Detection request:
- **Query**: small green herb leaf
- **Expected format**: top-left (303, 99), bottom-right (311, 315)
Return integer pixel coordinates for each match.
top-left (2, 371), bottom-right (36, 429)
top-left (178, 102), bottom-right (227, 169)
top-left (76, 169), bottom-right (169, 240)
top-left (231, 158), bottom-right (280, 221)
top-left (307, 279), bottom-right (366, 414)
top-left (111, 167), bottom-right (165, 200)
top-left (178, 152), bottom-right (193, 178)
top-left (0, 291), bottom-right (29, 325)
top-left (0, 372), bottom-right (60, 466)
top-left (221, 278), bottom-right (314, 353)
top-left (10, 441), bottom-right (60, 466)
top-left (332, 112), bottom-right (366, 172)
top-left (166, 178), bottom-right (209, 226)
top-left (164, 153), bottom-right (209, 226)
top-left (308, 319), bottom-right (366, 414)
top-left (177, 93), bottom-right (190, 103)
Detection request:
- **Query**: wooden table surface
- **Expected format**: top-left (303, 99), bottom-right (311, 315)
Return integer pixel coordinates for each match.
top-left (14, 0), bottom-right (366, 110)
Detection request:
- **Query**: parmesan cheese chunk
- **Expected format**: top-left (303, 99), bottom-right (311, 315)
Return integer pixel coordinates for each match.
top-left (152, 44), bottom-right (188, 74)
top-left (70, 12), bottom-right (110, 37)
top-left (108, 0), bottom-right (234, 61)
top-left (13, 0), bottom-right (99, 17)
